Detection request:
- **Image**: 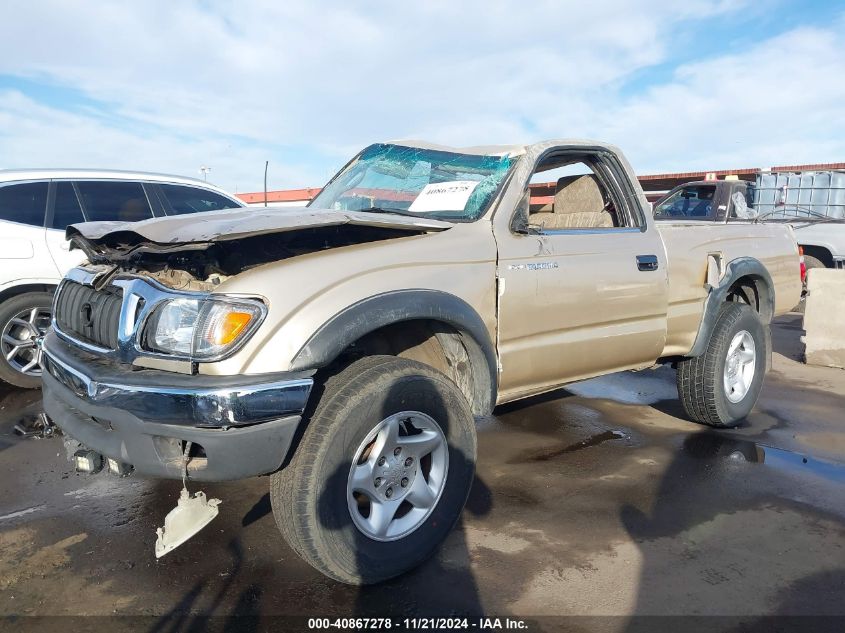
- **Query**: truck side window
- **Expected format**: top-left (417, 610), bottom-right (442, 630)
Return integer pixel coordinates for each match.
top-left (525, 160), bottom-right (621, 231)
top-left (654, 185), bottom-right (715, 219)
top-left (51, 182), bottom-right (86, 229)
top-left (0, 182), bottom-right (49, 227)
top-left (76, 181), bottom-right (154, 223)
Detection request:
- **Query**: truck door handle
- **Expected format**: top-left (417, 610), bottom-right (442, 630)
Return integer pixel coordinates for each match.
top-left (637, 255), bottom-right (659, 271)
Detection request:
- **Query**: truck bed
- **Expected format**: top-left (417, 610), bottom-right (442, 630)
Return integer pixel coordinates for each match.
top-left (657, 221), bottom-right (802, 356)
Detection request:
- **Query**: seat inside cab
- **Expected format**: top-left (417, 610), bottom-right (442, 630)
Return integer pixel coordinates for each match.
top-left (529, 174), bottom-right (615, 230)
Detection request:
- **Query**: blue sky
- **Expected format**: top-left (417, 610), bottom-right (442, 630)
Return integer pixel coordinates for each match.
top-left (619, 0), bottom-right (843, 92)
top-left (1, 1), bottom-right (844, 192)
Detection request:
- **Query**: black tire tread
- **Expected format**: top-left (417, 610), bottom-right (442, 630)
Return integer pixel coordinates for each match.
top-left (272, 355), bottom-right (392, 572)
top-left (271, 355), bottom-right (473, 584)
top-left (677, 302), bottom-right (761, 428)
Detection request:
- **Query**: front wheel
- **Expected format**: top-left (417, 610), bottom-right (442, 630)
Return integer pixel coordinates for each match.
top-left (271, 356), bottom-right (477, 584)
top-left (676, 302), bottom-right (767, 427)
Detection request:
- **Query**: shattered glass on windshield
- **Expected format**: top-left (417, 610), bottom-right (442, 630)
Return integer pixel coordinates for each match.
top-left (309, 143), bottom-right (514, 221)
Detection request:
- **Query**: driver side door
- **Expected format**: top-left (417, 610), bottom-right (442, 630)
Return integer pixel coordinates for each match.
top-left (495, 154), bottom-right (669, 402)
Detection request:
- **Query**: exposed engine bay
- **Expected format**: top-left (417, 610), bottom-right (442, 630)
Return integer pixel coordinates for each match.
top-left (71, 223), bottom-right (437, 282)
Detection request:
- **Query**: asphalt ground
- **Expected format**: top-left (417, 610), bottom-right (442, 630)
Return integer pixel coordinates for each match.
top-left (0, 315), bottom-right (842, 632)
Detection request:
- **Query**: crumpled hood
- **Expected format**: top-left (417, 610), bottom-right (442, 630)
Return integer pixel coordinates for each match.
top-left (65, 205), bottom-right (452, 246)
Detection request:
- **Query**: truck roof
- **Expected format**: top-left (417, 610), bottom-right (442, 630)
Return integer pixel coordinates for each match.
top-left (387, 138), bottom-right (624, 159)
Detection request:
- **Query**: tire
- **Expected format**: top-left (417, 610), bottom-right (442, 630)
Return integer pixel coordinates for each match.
top-left (676, 302), bottom-right (767, 428)
top-left (0, 291), bottom-right (53, 389)
top-left (803, 254), bottom-right (826, 271)
top-left (271, 355), bottom-right (477, 585)
top-left (795, 255), bottom-right (826, 313)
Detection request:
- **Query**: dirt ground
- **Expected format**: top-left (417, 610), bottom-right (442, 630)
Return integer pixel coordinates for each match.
top-left (0, 315), bottom-right (843, 631)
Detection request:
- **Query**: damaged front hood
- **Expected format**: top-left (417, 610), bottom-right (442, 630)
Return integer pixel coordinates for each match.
top-left (66, 205), bottom-right (452, 250)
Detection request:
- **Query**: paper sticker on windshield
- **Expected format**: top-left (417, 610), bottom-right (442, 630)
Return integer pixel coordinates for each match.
top-left (408, 181), bottom-right (480, 212)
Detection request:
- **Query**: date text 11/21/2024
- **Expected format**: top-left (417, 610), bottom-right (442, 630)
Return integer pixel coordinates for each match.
top-left (307, 617), bottom-right (529, 630)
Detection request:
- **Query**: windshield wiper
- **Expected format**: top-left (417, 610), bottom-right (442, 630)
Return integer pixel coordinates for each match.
top-left (353, 206), bottom-right (427, 218)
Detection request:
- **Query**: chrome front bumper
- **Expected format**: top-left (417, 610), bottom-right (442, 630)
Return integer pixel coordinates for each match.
top-left (41, 336), bottom-right (312, 428)
top-left (40, 331), bottom-right (314, 481)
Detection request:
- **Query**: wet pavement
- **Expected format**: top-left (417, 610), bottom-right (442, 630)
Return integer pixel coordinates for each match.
top-left (0, 315), bottom-right (843, 630)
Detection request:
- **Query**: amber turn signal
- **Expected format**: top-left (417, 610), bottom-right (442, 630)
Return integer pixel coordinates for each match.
top-left (209, 311), bottom-right (254, 346)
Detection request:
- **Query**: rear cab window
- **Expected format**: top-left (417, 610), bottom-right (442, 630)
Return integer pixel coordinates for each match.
top-left (0, 182), bottom-right (49, 227)
top-left (727, 184), bottom-right (757, 220)
top-left (157, 184), bottom-right (241, 215)
top-left (76, 181), bottom-right (153, 222)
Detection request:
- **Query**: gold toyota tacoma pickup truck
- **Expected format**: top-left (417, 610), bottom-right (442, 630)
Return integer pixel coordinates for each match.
top-left (40, 139), bottom-right (801, 584)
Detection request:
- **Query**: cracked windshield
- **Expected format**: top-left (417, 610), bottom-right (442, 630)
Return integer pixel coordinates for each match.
top-left (309, 143), bottom-right (514, 221)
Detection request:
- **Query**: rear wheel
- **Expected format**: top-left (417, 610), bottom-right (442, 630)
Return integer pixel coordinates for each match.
top-left (0, 292), bottom-right (53, 389)
top-left (271, 355), bottom-right (477, 584)
top-left (677, 302), bottom-right (767, 427)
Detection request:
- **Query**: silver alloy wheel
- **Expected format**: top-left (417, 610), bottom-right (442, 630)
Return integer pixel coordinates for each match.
top-left (347, 411), bottom-right (449, 542)
top-left (1, 306), bottom-right (51, 377)
top-left (724, 330), bottom-right (756, 404)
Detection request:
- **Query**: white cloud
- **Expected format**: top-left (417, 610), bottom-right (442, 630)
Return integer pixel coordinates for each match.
top-left (0, 0), bottom-right (842, 191)
top-left (593, 19), bottom-right (845, 173)
top-left (0, 90), bottom-right (320, 192)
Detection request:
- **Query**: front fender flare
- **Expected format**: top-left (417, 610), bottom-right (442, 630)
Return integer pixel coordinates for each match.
top-left (289, 289), bottom-right (497, 414)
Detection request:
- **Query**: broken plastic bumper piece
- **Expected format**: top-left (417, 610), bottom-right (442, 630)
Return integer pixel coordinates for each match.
top-left (155, 488), bottom-right (221, 558)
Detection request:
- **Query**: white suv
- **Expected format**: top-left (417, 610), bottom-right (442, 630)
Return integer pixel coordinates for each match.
top-left (0, 170), bottom-right (244, 388)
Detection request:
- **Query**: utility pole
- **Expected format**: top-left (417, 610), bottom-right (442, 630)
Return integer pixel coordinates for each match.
top-left (199, 166), bottom-right (211, 181)
top-left (264, 161), bottom-right (269, 207)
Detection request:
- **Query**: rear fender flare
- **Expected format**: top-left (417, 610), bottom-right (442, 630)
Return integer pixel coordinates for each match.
top-left (688, 257), bottom-right (774, 363)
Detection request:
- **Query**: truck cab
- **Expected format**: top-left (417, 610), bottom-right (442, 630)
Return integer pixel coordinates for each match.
top-left (653, 179), bottom-right (753, 222)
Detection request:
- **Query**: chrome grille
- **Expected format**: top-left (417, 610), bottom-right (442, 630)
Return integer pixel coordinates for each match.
top-left (55, 281), bottom-right (123, 350)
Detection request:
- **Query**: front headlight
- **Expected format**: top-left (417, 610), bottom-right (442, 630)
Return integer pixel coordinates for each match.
top-left (143, 296), bottom-right (265, 361)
